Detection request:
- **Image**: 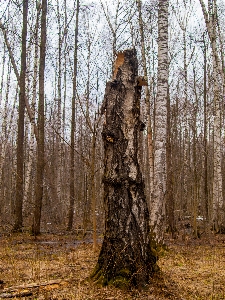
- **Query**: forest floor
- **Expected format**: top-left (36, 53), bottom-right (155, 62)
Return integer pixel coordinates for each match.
top-left (0, 232), bottom-right (225, 299)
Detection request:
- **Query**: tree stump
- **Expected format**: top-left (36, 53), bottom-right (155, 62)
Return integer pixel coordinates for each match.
top-left (91, 49), bottom-right (158, 289)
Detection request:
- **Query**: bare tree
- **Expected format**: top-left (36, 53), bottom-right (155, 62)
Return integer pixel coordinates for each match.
top-left (67, 0), bottom-right (79, 231)
top-left (100, 0), bottom-right (135, 73)
top-left (150, 0), bottom-right (169, 243)
top-left (24, 2), bottom-right (41, 222)
top-left (13, 0), bottom-right (28, 232)
top-left (199, 0), bottom-right (224, 231)
top-left (32, 0), bottom-right (47, 236)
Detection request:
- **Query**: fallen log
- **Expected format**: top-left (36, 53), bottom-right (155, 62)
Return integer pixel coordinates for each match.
top-left (0, 279), bottom-right (67, 298)
top-left (0, 290), bottom-right (33, 299)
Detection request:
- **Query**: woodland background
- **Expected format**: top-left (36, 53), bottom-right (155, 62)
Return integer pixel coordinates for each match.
top-left (0, 0), bottom-right (225, 240)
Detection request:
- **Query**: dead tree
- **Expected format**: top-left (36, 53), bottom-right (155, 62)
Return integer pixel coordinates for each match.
top-left (90, 49), bottom-right (158, 289)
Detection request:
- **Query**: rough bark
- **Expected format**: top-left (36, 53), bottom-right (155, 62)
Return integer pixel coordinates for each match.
top-left (166, 91), bottom-right (176, 238)
top-left (91, 49), bottom-right (158, 289)
top-left (13, 0), bottom-right (28, 232)
top-left (32, 0), bottom-right (47, 236)
top-left (91, 126), bottom-right (97, 251)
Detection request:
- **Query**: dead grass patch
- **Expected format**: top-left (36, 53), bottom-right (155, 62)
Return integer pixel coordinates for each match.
top-left (0, 233), bottom-right (225, 299)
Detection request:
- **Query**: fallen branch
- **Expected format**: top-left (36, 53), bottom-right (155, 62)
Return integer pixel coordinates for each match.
top-left (0, 290), bottom-right (33, 299)
top-left (0, 279), bottom-right (67, 298)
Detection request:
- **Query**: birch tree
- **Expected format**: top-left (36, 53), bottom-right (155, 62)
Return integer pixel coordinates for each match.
top-left (23, 3), bottom-right (41, 220)
top-left (91, 49), bottom-right (158, 288)
top-left (150, 0), bottom-right (169, 243)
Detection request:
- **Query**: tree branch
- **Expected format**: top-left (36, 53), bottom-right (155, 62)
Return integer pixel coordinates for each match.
top-left (0, 19), bottom-right (38, 139)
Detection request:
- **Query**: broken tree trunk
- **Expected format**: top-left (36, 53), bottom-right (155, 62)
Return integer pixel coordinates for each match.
top-left (91, 49), bottom-right (158, 289)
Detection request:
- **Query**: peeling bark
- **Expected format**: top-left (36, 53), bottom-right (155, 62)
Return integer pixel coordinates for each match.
top-left (91, 49), bottom-right (158, 289)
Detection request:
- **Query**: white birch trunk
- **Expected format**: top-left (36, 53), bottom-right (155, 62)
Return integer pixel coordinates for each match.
top-left (150, 0), bottom-right (168, 243)
top-left (0, 84), bottom-right (18, 195)
top-left (0, 43), bottom-right (6, 108)
top-left (24, 6), bottom-right (40, 213)
top-left (56, 0), bottom-right (62, 210)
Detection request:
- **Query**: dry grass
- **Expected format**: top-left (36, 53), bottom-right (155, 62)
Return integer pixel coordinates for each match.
top-left (0, 233), bottom-right (225, 299)
top-left (160, 235), bottom-right (225, 300)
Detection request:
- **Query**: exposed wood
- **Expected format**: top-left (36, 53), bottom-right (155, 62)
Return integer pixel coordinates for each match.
top-left (137, 76), bottom-right (148, 86)
top-left (113, 52), bottom-right (124, 79)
